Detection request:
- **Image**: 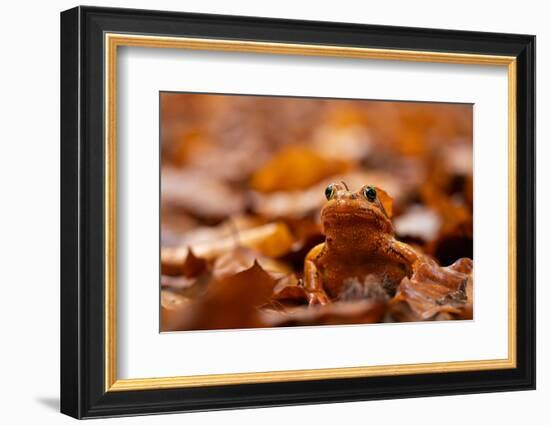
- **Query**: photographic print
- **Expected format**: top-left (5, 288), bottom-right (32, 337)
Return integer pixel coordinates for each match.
top-left (61, 7), bottom-right (535, 418)
top-left (160, 93), bottom-right (474, 332)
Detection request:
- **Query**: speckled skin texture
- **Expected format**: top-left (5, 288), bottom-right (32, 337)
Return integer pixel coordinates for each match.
top-left (304, 183), bottom-right (420, 305)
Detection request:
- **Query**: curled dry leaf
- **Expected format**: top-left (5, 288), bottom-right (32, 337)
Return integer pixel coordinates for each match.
top-left (268, 272), bottom-right (307, 309)
top-left (161, 249), bottom-right (207, 277)
top-left (390, 256), bottom-right (473, 321)
top-left (169, 262), bottom-right (277, 331)
top-left (160, 249), bottom-right (211, 296)
top-left (213, 246), bottom-right (292, 281)
top-left (271, 283), bottom-right (308, 307)
top-left (162, 222), bottom-right (294, 271)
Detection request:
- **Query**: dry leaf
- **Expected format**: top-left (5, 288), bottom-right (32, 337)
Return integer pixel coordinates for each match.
top-left (170, 262), bottom-right (277, 331)
top-left (390, 256), bottom-right (473, 321)
top-left (160, 290), bottom-right (191, 332)
top-left (250, 145), bottom-right (349, 193)
top-left (161, 249), bottom-right (207, 277)
top-left (161, 167), bottom-right (246, 219)
top-left (263, 299), bottom-right (386, 327)
top-left (162, 222), bottom-right (294, 269)
top-left (212, 246), bottom-right (292, 280)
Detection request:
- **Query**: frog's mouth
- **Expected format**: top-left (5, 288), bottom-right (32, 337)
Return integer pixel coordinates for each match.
top-left (321, 206), bottom-right (385, 225)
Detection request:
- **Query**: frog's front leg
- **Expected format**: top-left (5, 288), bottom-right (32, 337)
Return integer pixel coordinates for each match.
top-left (387, 238), bottom-right (422, 273)
top-left (389, 237), bottom-right (470, 291)
top-left (303, 243), bottom-right (330, 306)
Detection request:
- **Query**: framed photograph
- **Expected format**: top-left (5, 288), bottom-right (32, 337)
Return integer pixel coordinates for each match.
top-left (60, 6), bottom-right (535, 419)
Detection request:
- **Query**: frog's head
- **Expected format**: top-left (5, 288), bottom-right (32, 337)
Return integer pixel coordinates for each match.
top-left (320, 182), bottom-right (394, 237)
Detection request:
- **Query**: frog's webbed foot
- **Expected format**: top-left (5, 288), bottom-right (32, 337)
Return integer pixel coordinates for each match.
top-left (307, 290), bottom-right (330, 306)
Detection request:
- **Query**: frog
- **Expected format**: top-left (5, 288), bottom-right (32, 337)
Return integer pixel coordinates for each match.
top-left (304, 182), bottom-right (422, 306)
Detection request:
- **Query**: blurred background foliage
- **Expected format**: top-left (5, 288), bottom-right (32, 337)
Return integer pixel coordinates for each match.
top-left (160, 93), bottom-right (473, 331)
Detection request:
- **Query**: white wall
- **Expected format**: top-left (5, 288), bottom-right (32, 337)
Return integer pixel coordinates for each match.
top-left (0, 1), bottom-right (545, 424)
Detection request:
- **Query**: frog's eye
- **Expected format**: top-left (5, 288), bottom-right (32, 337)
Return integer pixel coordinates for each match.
top-left (325, 184), bottom-right (336, 200)
top-left (363, 186), bottom-right (377, 202)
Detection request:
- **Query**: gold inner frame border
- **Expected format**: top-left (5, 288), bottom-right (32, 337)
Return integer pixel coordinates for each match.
top-left (104, 33), bottom-right (517, 392)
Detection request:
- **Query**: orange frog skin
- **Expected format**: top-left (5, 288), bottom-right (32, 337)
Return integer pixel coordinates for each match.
top-left (304, 182), bottom-right (421, 306)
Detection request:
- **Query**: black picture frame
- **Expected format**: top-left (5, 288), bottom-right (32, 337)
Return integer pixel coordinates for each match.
top-left (61, 5), bottom-right (535, 419)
